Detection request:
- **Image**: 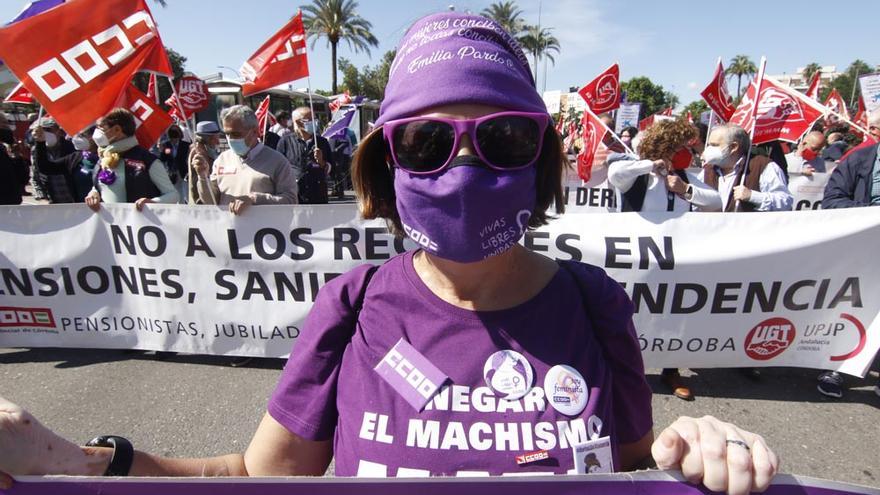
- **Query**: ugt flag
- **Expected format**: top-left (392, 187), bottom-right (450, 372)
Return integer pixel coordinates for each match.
top-left (824, 88), bottom-right (850, 120)
top-left (805, 71), bottom-right (820, 101)
top-left (0, 0), bottom-right (173, 134)
top-left (116, 83), bottom-right (174, 149)
top-left (729, 76), bottom-right (824, 145)
top-left (241, 11), bottom-right (309, 96)
top-left (577, 109), bottom-right (611, 182)
top-left (700, 59), bottom-right (736, 121)
top-left (578, 63), bottom-right (620, 114)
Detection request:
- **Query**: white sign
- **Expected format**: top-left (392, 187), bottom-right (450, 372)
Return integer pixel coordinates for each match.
top-left (1, 205), bottom-right (878, 377)
top-left (566, 92), bottom-right (586, 112)
top-left (788, 172), bottom-right (831, 211)
top-left (615, 103), bottom-right (641, 133)
top-left (543, 90), bottom-right (562, 114)
top-left (859, 72), bottom-right (880, 114)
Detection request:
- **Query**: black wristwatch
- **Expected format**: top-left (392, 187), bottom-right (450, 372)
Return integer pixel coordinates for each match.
top-left (84, 435), bottom-right (134, 476)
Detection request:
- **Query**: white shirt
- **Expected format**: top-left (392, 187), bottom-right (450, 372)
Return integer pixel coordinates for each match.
top-left (785, 151), bottom-right (826, 174)
top-left (270, 123), bottom-right (291, 138)
top-left (607, 157), bottom-right (722, 212)
top-left (700, 157), bottom-right (793, 211)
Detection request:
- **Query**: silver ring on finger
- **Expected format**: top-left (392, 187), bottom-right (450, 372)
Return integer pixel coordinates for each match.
top-left (725, 439), bottom-right (750, 452)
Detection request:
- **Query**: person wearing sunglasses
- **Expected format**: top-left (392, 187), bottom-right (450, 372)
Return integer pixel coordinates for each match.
top-left (0, 13), bottom-right (777, 495)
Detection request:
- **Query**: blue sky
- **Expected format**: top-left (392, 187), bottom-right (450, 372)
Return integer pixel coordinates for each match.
top-left (1, 0), bottom-right (877, 106)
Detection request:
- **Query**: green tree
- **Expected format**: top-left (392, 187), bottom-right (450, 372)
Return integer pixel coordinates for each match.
top-left (338, 50), bottom-right (396, 101)
top-left (683, 100), bottom-right (709, 120)
top-left (481, 1), bottom-right (526, 37)
top-left (823, 59), bottom-right (876, 107)
top-left (802, 62), bottom-right (822, 84)
top-left (301, 0), bottom-right (378, 94)
top-left (132, 47), bottom-right (187, 102)
top-left (664, 90), bottom-right (680, 110)
top-left (620, 76), bottom-right (672, 119)
top-left (726, 54), bottom-right (757, 99)
top-left (518, 25), bottom-right (560, 84)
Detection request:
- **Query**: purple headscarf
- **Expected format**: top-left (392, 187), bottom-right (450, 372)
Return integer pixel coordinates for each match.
top-left (374, 12), bottom-right (548, 127)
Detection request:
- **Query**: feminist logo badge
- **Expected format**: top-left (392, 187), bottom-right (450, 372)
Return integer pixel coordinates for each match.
top-left (544, 365), bottom-right (589, 416)
top-left (483, 350), bottom-right (533, 400)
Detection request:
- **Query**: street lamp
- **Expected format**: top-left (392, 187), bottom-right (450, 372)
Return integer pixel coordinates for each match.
top-left (217, 66), bottom-right (241, 80)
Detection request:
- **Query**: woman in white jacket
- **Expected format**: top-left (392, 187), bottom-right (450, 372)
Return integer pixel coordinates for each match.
top-left (606, 118), bottom-right (722, 401)
top-left (607, 119), bottom-right (721, 213)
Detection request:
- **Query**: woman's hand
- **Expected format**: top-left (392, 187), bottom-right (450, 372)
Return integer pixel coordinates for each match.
top-left (651, 415), bottom-right (779, 495)
top-left (85, 192), bottom-right (102, 212)
top-left (134, 197), bottom-right (154, 212)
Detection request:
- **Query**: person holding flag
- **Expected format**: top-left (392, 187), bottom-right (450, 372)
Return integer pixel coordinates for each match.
top-left (276, 106), bottom-right (333, 204)
top-left (0, 12), bottom-right (779, 495)
top-left (85, 108), bottom-right (179, 211)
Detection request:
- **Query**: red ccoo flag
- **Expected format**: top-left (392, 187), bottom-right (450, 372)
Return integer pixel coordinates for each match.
top-left (729, 77), bottom-right (824, 145)
top-left (578, 63), bottom-right (620, 114)
top-left (700, 59), bottom-right (737, 122)
top-left (241, 12), bottom-right (309, 97)
top-left (116, 83), bottom-right (174, 148)
top-left (824, 88), bottom-right (850, 120)
top-left (576, 110), bottom-right (611, 182)
top-left (4, 82), bottom-right (34, 104)
top-left (805, 71), bottom-right (820, 101)
top-left (254, 95), bottom-right (276, 139)
top-left (0, 0), bottom-right (173, 134)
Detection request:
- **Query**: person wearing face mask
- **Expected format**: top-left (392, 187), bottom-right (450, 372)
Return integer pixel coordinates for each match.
top-left (700, 124), bottom-right (793, 212)
top-left (276, 106), bottom-right (334, 204)
top-left (159, 125), bottom-right (191, 202)
top-left (269, 111), bottom-right (292, 138)
top-left (196, 105), bottom-right (296, 215)
top-left (30, 117), bottom-right (76, 203)
top-left (606, 119), bottom-right (722, 401)
top-left (0, 14), bottom-right (780, 495)
top-left (785, 131), bottom-right (826, 177)
top-left (33, 125), bottom-right (99, 203)
top-left (187, 121), bottom-right (223, 205)
top-left (84, 108), bottom-right (179, 211)
top-left (619, 126), bottom-right (638, 150)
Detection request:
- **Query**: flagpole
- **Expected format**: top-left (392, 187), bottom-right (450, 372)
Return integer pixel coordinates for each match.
top-left (264, 95), bottom-right (271, 138)
top-left (306, 75), bottom-right (316, 129)
top-left (585, 106), bottom-right (634, 155)
top-left (167, 75), bottom-right (195, 137)
top-left (735, 56), bottom-right (766, 212)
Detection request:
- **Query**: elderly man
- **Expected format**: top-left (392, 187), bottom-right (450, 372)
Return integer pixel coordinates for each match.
top-left (785, 131), bottom-right (826, 177)
top-left (700, 124), bottom-right (793, 212)
top-left (195, 105), bottom-right (296, 215)
top-left (822, 132), bottom-right (849, 162)
top-left (817, 111), bottom-right (880, 399)
top-left (276, 106), bottom-right (333, 204)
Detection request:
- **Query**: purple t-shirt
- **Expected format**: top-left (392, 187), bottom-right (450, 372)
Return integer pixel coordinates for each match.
top-left (268, 251), bottom-right (652, 477)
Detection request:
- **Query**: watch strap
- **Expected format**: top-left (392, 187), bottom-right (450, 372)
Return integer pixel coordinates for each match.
top-left (85, 435), bottom-right (134, 476)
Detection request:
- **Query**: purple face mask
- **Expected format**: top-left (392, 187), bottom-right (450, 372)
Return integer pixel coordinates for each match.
top-left (394, 156), bottom-right (535, 263)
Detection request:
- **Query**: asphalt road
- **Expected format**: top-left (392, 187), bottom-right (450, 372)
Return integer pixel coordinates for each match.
top-left (0, 347), bottom-right (877, 488)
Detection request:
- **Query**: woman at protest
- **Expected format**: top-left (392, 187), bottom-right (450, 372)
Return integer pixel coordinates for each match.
top-left (33, 125), bottom-right (100, 203)
top-left (607, 119), bottom-right (722, 401)
top-left (84, 108), bottom-right (179, 211)
top-left (0, 13), bottom-right (777, 495)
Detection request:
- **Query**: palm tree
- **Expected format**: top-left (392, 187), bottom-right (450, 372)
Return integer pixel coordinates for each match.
top-left (481, 1), bottom-right (526, 37)
top-left (726, 54), bottom-right (757, 99)
top-left (518, 25), bottom-right (560, 85)
top-left (301, 0), bottom-right (378, 93)
top-left (802, 62), bottom-right (822, 84)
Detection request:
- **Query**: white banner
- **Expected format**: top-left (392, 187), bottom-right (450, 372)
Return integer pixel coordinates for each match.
top-left (542, 90), bottom-right (562, 114)
top-left (560, 166), bottom-right (617, 213)
top-left (1, 205), bottom-right (878, 376)
top-left (565, 91), bottom-right (586, 112)
top-left (615, 103), bottom-right (641, 133)
top-left (859, 72), bottom-right (880, 114)
top-left (789, 172), bottom-right (830, 211)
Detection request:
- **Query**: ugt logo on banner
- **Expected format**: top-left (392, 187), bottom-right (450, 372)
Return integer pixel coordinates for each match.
top-left (176, 75), bottom-right (209, 115)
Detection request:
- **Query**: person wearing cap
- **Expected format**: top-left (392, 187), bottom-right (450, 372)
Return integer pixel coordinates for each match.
top-left (158, 124), bottom-right (191, 202)
top-left (84, 108), bottom-right (179, 211)
top-left (31, 117), bottom-right (76, 203)
top-left (0, 13), bottom-right (778, 495)
top-left (187, 120), bottom-right (223, 204)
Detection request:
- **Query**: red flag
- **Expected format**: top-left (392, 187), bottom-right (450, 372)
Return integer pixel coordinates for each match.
top-left (578, 63), bottom-right (620, 114)
top-left (175, 75), bottom-right (209, 117)
top-left (823, 88), bottom-right (850, 120)
top-left (3, 82), bottom-right (34, 104)
top-left (729, 77), bottom-right (824, 145)
top-left (576, 111), bottom-right (609, 182)
top-left (660, 107), bottom-right (673, 116)
top-left (164, 95), bottom-right (183, 121)
top-left (240, 12), bottom-right (309, 97)
top-left (254, 95), bottom-right (276, 139)
top-left (805, 71), bottom-right (820, 101)
top-left (0, 0), bottom-right (173, 134)
top-left (329, 91), bottom-right (351, 113)
top-left (686, 110), bottom-right (693, 123)
top-left (146, 73), bottom-right (157, 102)
top-left (638, 114), bottom-right (654, 132)
top-left (700, 59), bottom-right (736, 121)
top-left (116, 84), bottom-right (174, 148)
